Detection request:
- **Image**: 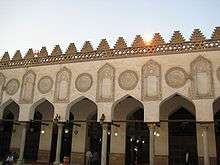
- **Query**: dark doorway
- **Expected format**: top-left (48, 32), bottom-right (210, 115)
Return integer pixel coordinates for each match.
top-left (168, 107), bottom-right (198, 165)
top-left (214, 111), bottom-right (220, 165)
top-left (60, 113), bottom-right (74, 161)
top-left (87, 113), bottom-right (102, 165)
top-left (126, 108), bottom-right (149, 165)
top-left (24, 111), bottom-right (42, 161)
top-left (0, 111), bottom-right (14, 160)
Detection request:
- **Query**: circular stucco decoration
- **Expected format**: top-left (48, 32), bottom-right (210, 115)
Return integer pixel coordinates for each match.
top-left (165, 67), bottom-right (188, 88)
top-left (119, 70), bottom-right (138, 90)
top-left (5, 79), bottom-right (20, 95)
top-left (217, 67), bottom-right (220, 82)
top-left (75, 73), bottom-right (93, 92)
top-left (38, 76), bottom-right (53, 94)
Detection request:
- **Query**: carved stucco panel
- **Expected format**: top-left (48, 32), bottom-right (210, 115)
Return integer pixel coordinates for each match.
top-left (0, 73), bottom-right (6, 103)
top-left (141, 60), bottom-right (162, 101)
top-left (165, 67), bottom-right (188, 89)
top-left (118, 70), bottom-right (138, 90)
top-left (38, 76), bottom-right (53, 94)
top-left (5, 78), bottom-right (20, 95)
top-left (75, 73), bottom-right (93, 93)
top-left (96, 63), bottom-right (115, 102)
top-left (54, 67), bottom-right (71, 103)
top-left (20, 70), bottom-right (36, 104)
top-left (217, 67), bottom-right (220, 82)
top-left (190, 56), bottom-right (214, 99)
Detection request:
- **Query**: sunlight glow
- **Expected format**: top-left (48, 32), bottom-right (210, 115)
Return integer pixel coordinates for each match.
top-left (143, 33), bottom-right (153, 45)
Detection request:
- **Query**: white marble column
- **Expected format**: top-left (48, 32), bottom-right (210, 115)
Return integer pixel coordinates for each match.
top-left (54, 123), bottom-right (63, 165)
top-left (101, 124), bottom-right (108, 165)
top-left (201, 124), bottom-right (210, 165)
top-left (148, 124), bottom-right (155, 165)
top-left (17, 123), bottom-right (27, 165)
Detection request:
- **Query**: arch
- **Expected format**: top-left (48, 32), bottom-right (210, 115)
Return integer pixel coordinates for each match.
top-left (54, 67), bottom-right (71, 103)
top-left (96, 63), bottom-right (115, 102)
top-left (29, 98), bottom-right (54, 121)
top-left (190, 55), bottom-right (214, 99)
top-left (141, 59), bottom-right (161, 101)
top-left (160, 93), bottom-right (195, 120)
top-left (20, 70), bottom-right (36, 103)
top-left (0, 99), bottom-right (19, 120)
top-left (66, 96), bottom-right (98, 121)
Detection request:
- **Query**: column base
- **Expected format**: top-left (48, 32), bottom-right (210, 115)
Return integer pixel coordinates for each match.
top-left (37, 150), bottom-right (50, 163)
top-left (53, 161), bottom-right (60, 165)
top-left (198, 156), bottom-right (217, 165)
top-left (109, 153), bottom-right (125, 165)
top-left (70, 152), bottom-right (85, 165)
top-left (16, 159), bottom-right (24, 165)
top-left (154, 155), bottom-right (168, 165)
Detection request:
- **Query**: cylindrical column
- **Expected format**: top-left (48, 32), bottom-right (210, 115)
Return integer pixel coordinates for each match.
top-left (101, 124), bottom-right (108, 165)
top-left (17, 123), bottom-right (28, 165)
top-left (54, 123), bottom-right (63, 165)
top-left (201, 125), bottom-right (210, 165)
top-left (148, 124), bottom-right (155, 165)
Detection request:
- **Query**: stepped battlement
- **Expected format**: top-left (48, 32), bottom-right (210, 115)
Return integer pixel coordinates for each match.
top-left (1, 27), bottom-right (220, 69)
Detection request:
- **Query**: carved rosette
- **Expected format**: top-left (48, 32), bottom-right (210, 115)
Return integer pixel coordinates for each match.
top-left (5, 79), bottom-right (20, 95)
top-left (165, 67), bottom-right (188, 88)
top-left (75, 73), bottom-right (93, 92)
top-left (119, 70), bottom-right (138, 90)
top-left (217, 67), bottom-right (220, 82)
top-left (38, 76), bottom-right (53, 94)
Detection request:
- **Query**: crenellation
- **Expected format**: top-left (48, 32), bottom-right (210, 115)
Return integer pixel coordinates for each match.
top-left (190, 28), bottom-right (206, 42)
top-left (12, 50), bottom-right (22, 60)
top-left (114, 37), bottom-right (127, 49)
top-left (1, 52), bottom-right (10, 61)
top-left (51, 45), bottom-right (62, 56)
top-left (170, 31), bottom-right (185, 43)
top-left (151, 33), bottom-right (165, 45)
top-left (211, 26), bottom-right (220, 40)
top-left (97, 39), bottom-right (110, 51)
top-left (131, 35), bottom-right (145, 47)
top-left (24, 48), bottom-right (34, 59)
top-left (66, 43), bottom-right (77, 55)
top-left (81, 41), bottom-right (93, 52)
top-left (39, 46), bottom-right (48, 57)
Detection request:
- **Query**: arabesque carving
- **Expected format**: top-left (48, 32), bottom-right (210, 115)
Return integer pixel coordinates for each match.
top-left (20, 70), bottom-right (36, 104)
top-left (54, 67), bottom-right (71, 103)
top-left (5, 79), bottom-right (20, 95)
top-left (75, 73), bottom-right (93, 93)
top-left (142, 60), bottom-right (161, 101)
top-left (96, 63), bottom-right (115, 102)
top-left (190, 56), bottom-right (214, 99)
top-left (38, 76), bottom-right (53, 94)
top-left (165, 67), bottom-right (188, 88)
top-left (119, 70), bottom-right (138, 90)
top-left (0, 73), bottom-right (6, 103)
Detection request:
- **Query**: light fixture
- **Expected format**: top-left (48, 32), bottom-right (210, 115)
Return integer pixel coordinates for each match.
top-left (41, 130), bottom-right (45, 134)
top-left (64, 128), bottom-right (69, 134)
top-left (107, 130), bottom-right (111, 135)
top-left (114, 132), bottom-right (118, 137)
top-left (142, 140), bottom-right (145, 144)
top-left (136, 139), bottom-right (140, 143)
top-left (130, 138), bottom-right (133, 142)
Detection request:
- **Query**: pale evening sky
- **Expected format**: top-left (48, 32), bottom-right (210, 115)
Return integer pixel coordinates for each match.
top-left (0, 0), bottom-right (220, 57)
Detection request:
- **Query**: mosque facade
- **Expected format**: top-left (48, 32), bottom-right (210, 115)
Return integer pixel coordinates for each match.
top-left (0, 27), bottom-right (220, 165)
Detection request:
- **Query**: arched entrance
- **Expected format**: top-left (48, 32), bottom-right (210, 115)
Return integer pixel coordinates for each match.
top-left (24, 99), bottom-right (54, 163)
top-left (66, 97), bottom-right (101, 165)
top-left (0, 100), bottom-right (19, 160)
top-left (213, 98), bottom-right (220, 164)
top-left (112, 95), bottom-right (149, 165)
top-left (160, 94), bottom-right (198, 165)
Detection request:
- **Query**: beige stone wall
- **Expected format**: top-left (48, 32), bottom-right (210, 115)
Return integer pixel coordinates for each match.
top-left (0, 50), bottom-right (219, 163)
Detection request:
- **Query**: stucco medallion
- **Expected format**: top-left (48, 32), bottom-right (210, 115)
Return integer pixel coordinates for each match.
top-left (119, 70), bottom-right (138, 90)
top-left (75, 73), bottom-right (93, 92)
top-left (217, 67), bottom-right (220, 82)
top-left (165, 67), bottom-right (188, 88)
top-left (6, 79), bottom-right (20, 95)
top-left (38, 76), bottom-right (53, 94)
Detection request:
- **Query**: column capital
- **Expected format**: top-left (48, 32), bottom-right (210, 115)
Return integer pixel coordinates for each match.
top-left (147, 122), bottom-right (158, 130)
top-left (199, 123), bottom-right (211, 130)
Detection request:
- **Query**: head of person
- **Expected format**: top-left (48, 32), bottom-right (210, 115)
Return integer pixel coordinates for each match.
top-left (63, 156), bottom-right (70, 164)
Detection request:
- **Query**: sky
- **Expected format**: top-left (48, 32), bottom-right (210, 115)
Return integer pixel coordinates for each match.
top-left (0, 0), bottom-right (220, 57)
